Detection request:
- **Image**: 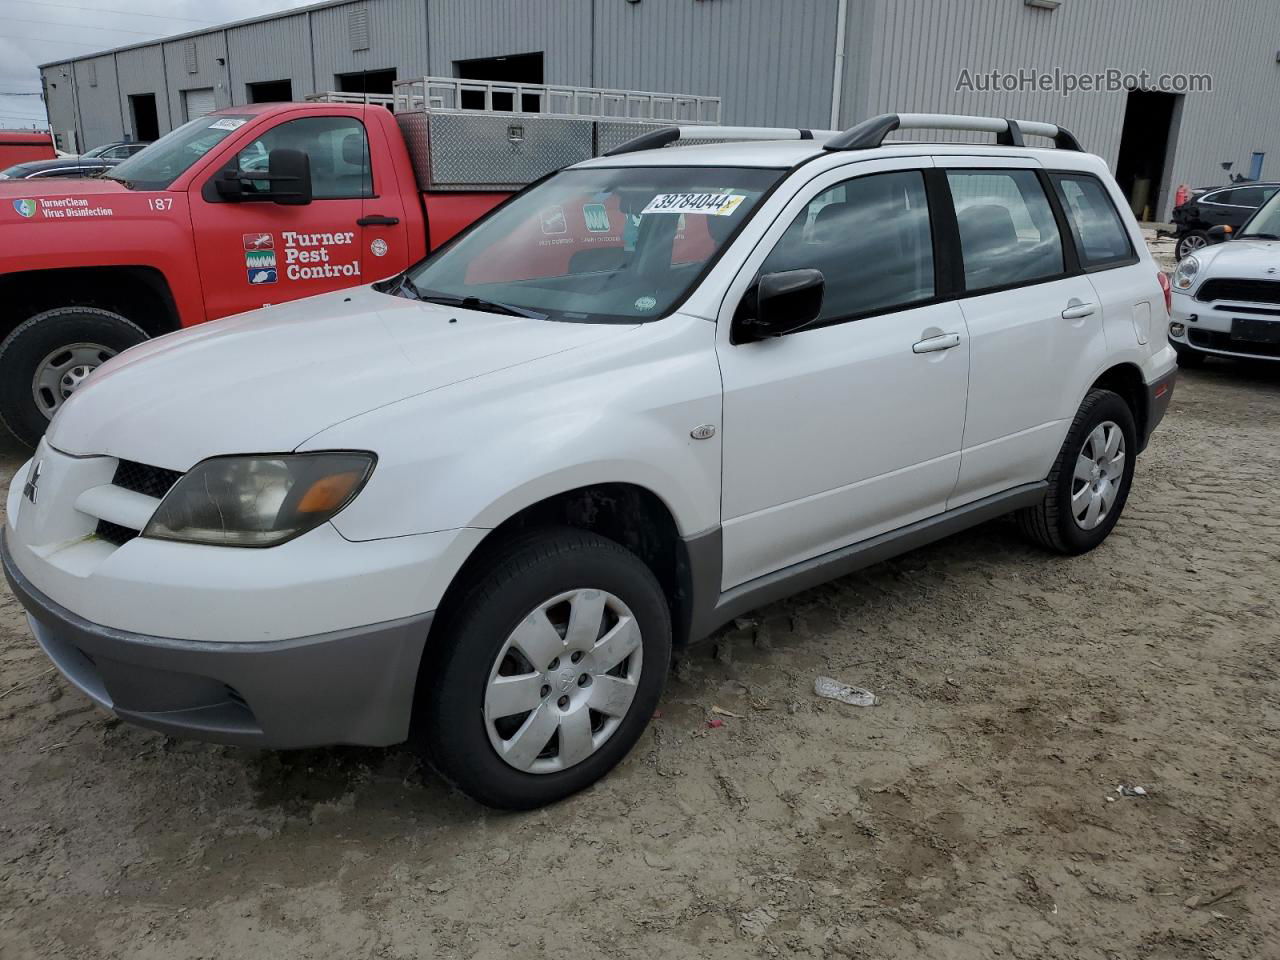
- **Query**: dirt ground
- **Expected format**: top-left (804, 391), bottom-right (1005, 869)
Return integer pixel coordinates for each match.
top-left (3, 298), bottom-right (1279, 957)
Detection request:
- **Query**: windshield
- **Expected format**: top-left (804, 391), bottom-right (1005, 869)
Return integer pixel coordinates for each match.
top-left (1238, 190), bottom-right (1280, 239)
top-left (106, 115), bottom-right (251, 190)
top-left (81, 144), bottom-right (113, 159)
top-left (402, 166), bottom-right (784, 323)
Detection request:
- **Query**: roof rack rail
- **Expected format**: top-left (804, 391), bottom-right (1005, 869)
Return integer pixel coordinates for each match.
top-left (605, 124), bottom-right (838, 156)
top-left (824, 113), bottom-right (1083, 152)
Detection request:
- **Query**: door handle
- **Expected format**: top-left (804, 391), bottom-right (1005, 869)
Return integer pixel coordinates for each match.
top-left (912, 333), bottom-right (962, 354)
top-left (1061, 300), bottom-right (1097, 320)
top-left (357, 215), bottom-right (400, 227)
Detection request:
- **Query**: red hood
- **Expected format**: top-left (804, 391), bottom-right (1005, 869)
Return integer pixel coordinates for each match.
top-left (0, 178), bottom-right (130, 199)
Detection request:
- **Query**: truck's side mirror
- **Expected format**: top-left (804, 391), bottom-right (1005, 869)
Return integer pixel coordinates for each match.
top-left (733, 269), bottom-right (826, 343)
top-left (1207, 224), bottom-right (1232, 242)
top-left (264, 148), bottom-right (311, 206)
top-left (211, 148), bottom-right (312, 205)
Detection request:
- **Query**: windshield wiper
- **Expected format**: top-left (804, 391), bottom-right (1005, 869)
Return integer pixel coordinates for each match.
top-left (415, 289), bottom-right (547, 320)
top-left (397, 272), bottom-right (424, 301)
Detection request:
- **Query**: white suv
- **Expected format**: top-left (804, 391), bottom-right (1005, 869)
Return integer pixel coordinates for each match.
top-left (3, 114), bottom-right (1177, 809)
top-left (1168, 188), bottom-right (1280, 364)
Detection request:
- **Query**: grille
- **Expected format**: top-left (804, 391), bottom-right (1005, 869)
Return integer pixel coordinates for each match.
top-left (112, 460), bottom-right (182, 500)
top-left (95, 519), bottom-right (138, 547)
top-left (1189, 328), bottom-right (1280, 358)
top-left (1197, 278), bottom-right (1280, 306)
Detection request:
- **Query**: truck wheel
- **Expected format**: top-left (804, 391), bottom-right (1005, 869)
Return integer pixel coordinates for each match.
top-left (1017, 389), bottom-right (1137, 555)
top-left (1175, 230), bottom-right (1210, 260)
top-left (415, 528), bottom-right (671, 809)
top-left (0, 307), bottom-right (147, 447)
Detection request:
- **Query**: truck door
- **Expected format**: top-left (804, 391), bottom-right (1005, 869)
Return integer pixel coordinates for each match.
top-left (189, 113), bottom-right (409, 321)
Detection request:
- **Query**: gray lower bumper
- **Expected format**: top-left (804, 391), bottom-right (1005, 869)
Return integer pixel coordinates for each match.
top-left (2, 531), bottom-right (433, 749)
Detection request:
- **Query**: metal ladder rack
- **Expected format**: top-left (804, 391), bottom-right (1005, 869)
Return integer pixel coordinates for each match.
top-left (391, 77), bottom-right (721, 125)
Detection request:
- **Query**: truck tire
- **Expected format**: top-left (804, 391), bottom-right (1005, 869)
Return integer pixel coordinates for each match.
top-left (1017, 389), bottom-right (1137, 555)
top-left (0, 306), bottom-right (148, 448)
top-left (415, 528), bottom-right (671, 809)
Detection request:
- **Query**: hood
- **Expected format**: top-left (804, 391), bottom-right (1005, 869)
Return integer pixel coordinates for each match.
top-left (1191, 238), bottom-right (1280, 279)
top-left (0, 175), bottom-right (124, 197)
top-left (48, 285), bottom-right (630, 469)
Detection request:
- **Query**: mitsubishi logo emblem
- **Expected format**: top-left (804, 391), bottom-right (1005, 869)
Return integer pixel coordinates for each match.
top-left (22, 460), bottom-right (41, 506)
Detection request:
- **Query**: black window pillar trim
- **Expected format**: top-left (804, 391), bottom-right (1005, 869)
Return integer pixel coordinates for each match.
top-left (923, 168), bottom-right (964, 298)
top-left (1036, 167), bottom-right (1082, 275)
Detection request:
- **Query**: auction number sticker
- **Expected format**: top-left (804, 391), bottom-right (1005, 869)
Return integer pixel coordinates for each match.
top-left (642, 193), bottom-right (746, 216)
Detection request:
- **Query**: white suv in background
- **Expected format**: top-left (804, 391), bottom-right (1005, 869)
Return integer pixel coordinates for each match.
top-left (1168, 188), bottom-right (1280, 365)
top-left (3, 114), bottom-right (1177, 809)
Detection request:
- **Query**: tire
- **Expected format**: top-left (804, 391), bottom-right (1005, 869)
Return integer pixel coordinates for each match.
top-left (1175, 230), bottom-right (1210, 260)
top-left (0, 306), bottom-right (148, 448)
top-left (415, 527), bottom-right (671, 809)
top-left (1173, 342), bottom-right (1206, 368)
top-left (1017, 389), bottom-right (1137, 555)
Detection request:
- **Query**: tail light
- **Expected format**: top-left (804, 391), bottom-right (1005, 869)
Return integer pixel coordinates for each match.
top-left (1157, 271), bottom-right (1172, 315)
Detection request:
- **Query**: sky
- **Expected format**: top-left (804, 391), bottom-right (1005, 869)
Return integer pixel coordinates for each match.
top-left (0, 0), bottom-right (311, 130)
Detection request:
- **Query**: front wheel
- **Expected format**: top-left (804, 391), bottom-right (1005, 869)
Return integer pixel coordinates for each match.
top-left (415, 528), bottom-right (671, 809)
top-left (1173, 342), bottom-right (1206, 368)
top-left (1017, 389), bottom-right (1137, 555)
top-left (0, 306), bottom-right (148, 447)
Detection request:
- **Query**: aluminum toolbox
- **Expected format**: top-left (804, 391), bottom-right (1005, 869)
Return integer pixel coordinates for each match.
top-left (388, 77), bottom-right (721, 192)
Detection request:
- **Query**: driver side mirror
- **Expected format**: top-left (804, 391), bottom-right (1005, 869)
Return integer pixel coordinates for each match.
top-left (1206, 224), bottom-right (1232, 242)
top-left (733, 269), bottom-right (826, 343)
top-left (213, 147), bottom-right (312, 205)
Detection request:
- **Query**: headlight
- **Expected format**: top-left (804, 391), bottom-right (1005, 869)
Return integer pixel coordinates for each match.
top-left (143, 452), bottom-right (375, 547)
top-left (1172, 255), bottom-right (1200, 290)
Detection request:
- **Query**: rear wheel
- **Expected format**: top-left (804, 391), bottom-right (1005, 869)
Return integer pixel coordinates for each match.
top-left (415, 528), bottom-right (671, 809)
top-left (1017, 389), bottom-right (1137, 555)
top-left (0, 306), bottom-right (147, 447)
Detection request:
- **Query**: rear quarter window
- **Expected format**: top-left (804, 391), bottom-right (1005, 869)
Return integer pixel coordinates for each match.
top-left (1050, 173), bottom-right (1136, 269)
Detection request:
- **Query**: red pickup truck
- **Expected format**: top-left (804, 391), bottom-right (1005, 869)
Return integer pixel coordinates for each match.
top-left (0, 80), bottom-right (718, 445)
top-left (0, 130), bottom-right (57, 169)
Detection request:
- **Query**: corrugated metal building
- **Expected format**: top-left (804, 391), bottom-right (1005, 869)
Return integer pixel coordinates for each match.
top-left (38, 0), bottom-right (1280, 219)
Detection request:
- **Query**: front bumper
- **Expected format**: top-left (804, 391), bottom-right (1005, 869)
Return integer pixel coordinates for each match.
top-left (3, 530), bottom-right (432, 748)
top-left (1170, 293), bottom-right (1280, 361)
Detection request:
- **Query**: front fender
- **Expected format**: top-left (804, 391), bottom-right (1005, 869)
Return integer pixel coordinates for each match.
top-left (306, 314), bottom-right (724, 541)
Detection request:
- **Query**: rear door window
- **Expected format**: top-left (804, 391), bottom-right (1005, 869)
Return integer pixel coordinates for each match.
top-left (1051, 173), bottom-right (1135, 269)
top-left (947, 169), bottom-right (1064, 291)
top-left (759, 169), bottom-right (935, 323)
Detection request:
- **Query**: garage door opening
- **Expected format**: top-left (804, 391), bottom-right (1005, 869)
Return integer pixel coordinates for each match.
top-left (129, 93), bottom-right (159, 141)
top-left (1115, 89), bottom-right (1182, 221)
top-left (454, 52), bottom-right (544, 111)
top-left (336, 69), bottom-right (397, 96)
top-left (247, 79), bottom-right (294, 103)
top-left (182, 87), bottom-right (216, 122)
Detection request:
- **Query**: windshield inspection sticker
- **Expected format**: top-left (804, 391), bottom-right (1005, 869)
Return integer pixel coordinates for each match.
top-left (642, 193), bottom-right (746, 216)
top-left (634, 296), bottom-right (657, 311)
top-left (209, 118), bottom-right (247, 131)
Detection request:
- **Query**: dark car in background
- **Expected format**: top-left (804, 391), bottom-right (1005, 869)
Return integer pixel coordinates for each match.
top-left (0, 140), bottom-right (150, 181)
top-left (1172, 182), bottom-right (1280, 259)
